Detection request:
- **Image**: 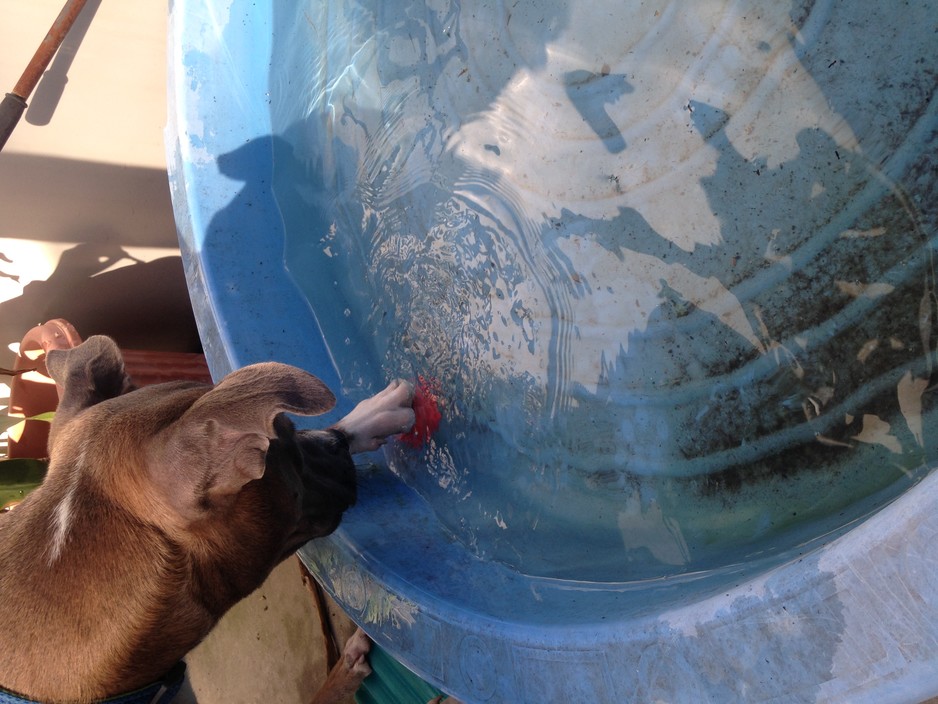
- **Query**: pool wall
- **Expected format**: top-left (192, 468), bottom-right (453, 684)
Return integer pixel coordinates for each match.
top-left (166, 1), bottom-right (938, 701)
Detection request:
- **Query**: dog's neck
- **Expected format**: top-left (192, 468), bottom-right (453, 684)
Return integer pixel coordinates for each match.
top-left (0, 470), bottom-right (213, 702)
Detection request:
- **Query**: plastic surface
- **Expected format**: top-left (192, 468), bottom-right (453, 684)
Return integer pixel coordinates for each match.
top-left (166, 1), bottom-right (938, 701)
top-left (355, 644), bottom-right (442, 704)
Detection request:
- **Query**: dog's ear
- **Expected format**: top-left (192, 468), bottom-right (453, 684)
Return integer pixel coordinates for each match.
top-left (160, 363), bottom-right (336, 502)
top-left (45, 336), bottom-right (133, 420)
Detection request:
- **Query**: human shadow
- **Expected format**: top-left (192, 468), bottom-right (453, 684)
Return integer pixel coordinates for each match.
top-left (0, 241), bottom-right (201, 370)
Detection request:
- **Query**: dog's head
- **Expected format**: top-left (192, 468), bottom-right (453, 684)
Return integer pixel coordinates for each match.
top-left (43, 336), bottom-right (356, 553)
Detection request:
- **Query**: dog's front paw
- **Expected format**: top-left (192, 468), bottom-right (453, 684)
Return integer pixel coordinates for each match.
top-left (311, 628), bottom-right (373, 704)
top-left (333, 379), bottom-right (415, 454)
top-left (341, 627), bottom-right (372, 677)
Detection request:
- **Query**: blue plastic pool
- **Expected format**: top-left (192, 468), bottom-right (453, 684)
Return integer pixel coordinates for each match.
top-left (167, 1), bottom-right (938, 700)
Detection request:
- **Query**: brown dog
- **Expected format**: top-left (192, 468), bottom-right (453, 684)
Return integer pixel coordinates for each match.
top-left (0, 336), bottom-right (415, 703)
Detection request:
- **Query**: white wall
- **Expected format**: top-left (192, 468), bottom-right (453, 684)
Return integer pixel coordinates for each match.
top-left (0, 0), bottom-right (199, 372)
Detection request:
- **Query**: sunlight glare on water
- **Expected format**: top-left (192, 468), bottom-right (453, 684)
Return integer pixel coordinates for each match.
top-left (268, 0), bottom-right (938, 580)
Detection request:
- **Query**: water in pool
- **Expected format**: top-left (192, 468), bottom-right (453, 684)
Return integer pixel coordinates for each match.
top-left (265, 0), bottom-right (938, 581)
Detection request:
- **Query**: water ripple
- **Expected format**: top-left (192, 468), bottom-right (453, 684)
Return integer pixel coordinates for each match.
top-left (272, 0), bottom-right (938, 581)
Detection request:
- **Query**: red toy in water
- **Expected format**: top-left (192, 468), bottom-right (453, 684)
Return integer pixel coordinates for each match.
top-left (400, 376), bottom-right (442, 448)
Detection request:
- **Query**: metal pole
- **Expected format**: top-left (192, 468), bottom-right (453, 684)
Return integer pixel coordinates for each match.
top-left (0, 0), bottom-right (91, 151)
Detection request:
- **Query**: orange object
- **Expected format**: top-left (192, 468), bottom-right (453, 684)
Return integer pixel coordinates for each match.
top-left (6, 319), bottom-right (211, 459)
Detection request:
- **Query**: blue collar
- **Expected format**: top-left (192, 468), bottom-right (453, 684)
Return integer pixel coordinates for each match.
top-left (0, 662), bottom-right (185, 704)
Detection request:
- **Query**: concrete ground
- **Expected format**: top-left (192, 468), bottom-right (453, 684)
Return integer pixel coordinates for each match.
top-left (176, 556), bottom-right (360, 704)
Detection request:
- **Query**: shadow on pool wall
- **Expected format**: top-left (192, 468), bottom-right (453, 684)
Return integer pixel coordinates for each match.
top-left (231, 0), bottom-right (938, 585)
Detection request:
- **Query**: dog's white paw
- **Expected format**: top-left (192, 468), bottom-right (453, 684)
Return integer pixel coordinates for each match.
top-left (311, 627), bottom-right (373, 704)
top-left (333, 379), bottom-right (415, 454)
top-left (342, 627), bottom-right (372, 677)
